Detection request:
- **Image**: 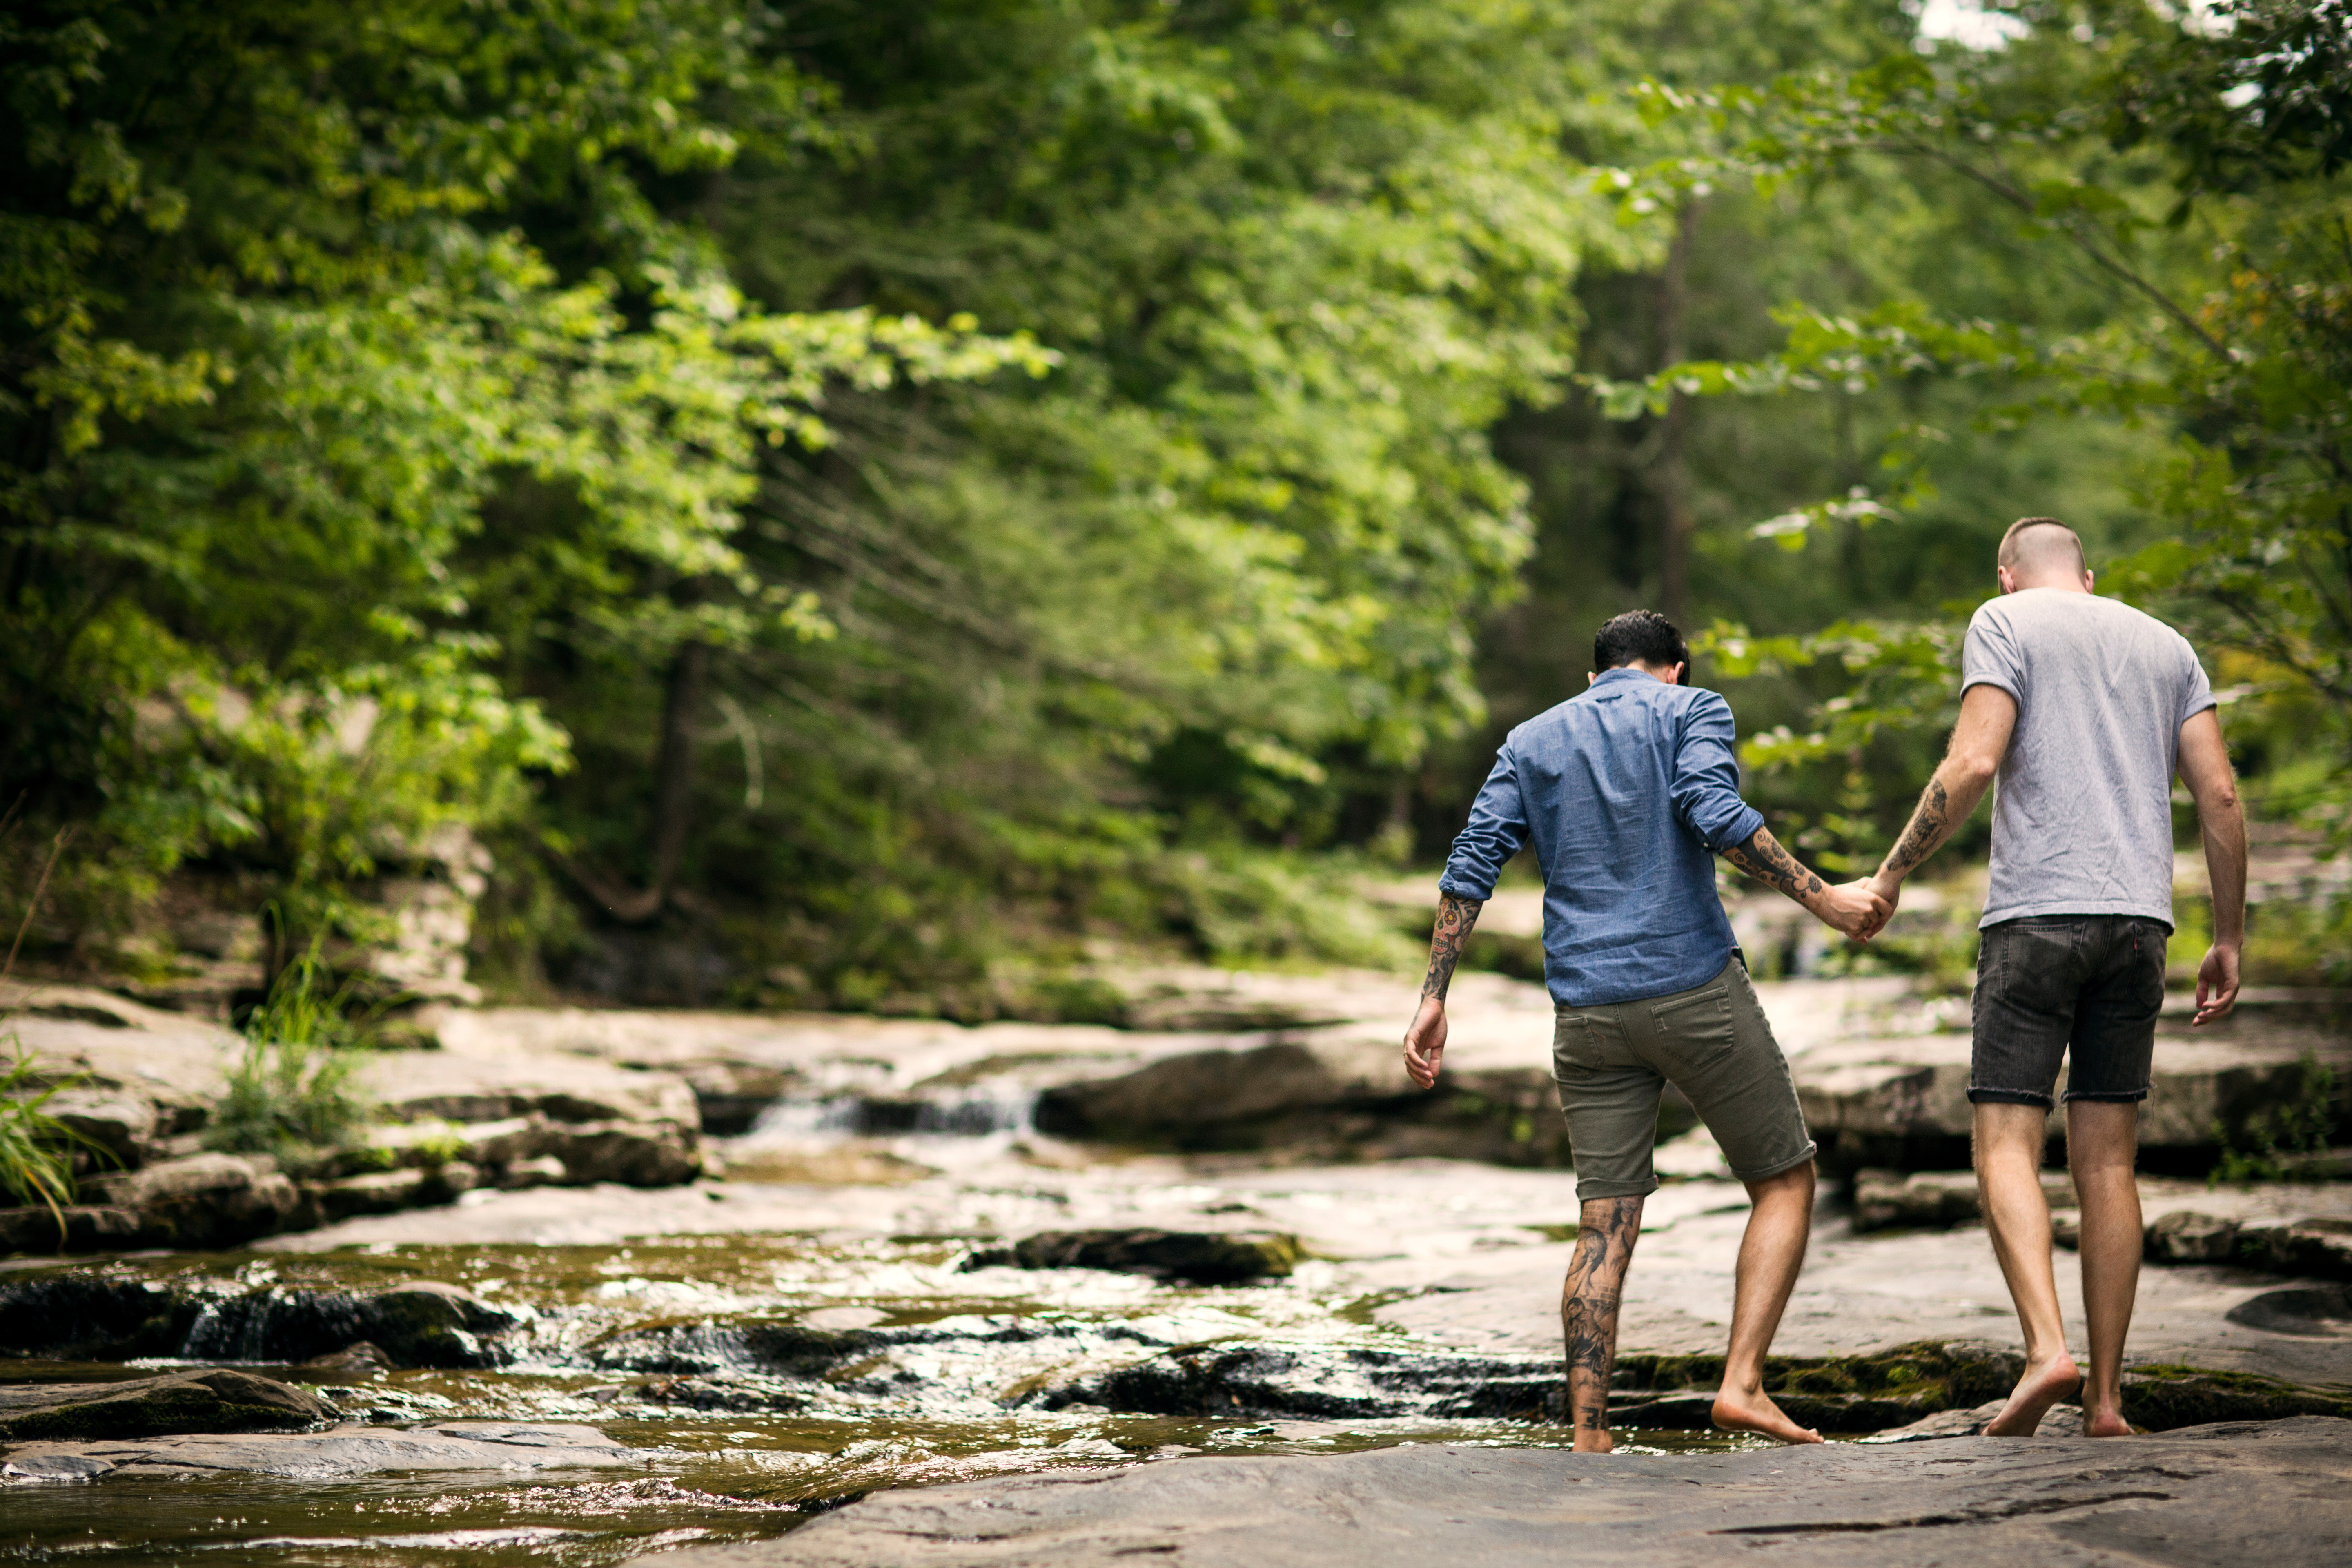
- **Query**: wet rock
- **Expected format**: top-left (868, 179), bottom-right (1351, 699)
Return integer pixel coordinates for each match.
top-left (2, 1421), bottom-right (648, 1482)
top-left (2225, 1284), bottom-right (2352, 1338)
top-left (0, 1276), bottom-right (204, 1360)
top-left (1850, 1169), bottom-right (2077, 1232)
top-left (2122, 1366), bottom-right (2352, 1429)
top-left (965, 1229), bottom-right (1302, 1284)
top-left (78, 1153), bottom-right (298, 1250)
top-left (2149, 1207), bottom-right (2240, 1262)
top-left (623, 1374), bottom-right (807, 1413)
top-left (675, 1060), bottom-right (800, 1135)
top-left (300, 1341), bottom-right (394, 1377)
top-left (630, 1417), bottom-right (2352, 1568)
top-left (181, 1280), bottom-right (519, 1369)
top-left (587, 1319), bottom-right (875, 1378)
top-left (1044, 1341), bottom-right (1561, 1422)
top-left (0, 1369), bottom-right (330, 1441)
top-left (0, 1205), bottom-right (143, 1254)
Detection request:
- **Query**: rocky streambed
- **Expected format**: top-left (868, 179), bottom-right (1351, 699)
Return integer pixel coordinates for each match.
top-left (4, 967), bottom-right (2350, 1566)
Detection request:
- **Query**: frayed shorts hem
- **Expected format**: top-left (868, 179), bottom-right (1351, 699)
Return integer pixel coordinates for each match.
top-left (1967, 1087), bottom-right (2054, 1109)
top-left (1729, 1141), bottom-right (1818, 1185)
top-left (1572, 1177), bottom-right (1661, 1204)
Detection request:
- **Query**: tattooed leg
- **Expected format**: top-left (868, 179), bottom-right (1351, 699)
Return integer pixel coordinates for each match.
top-left (1420, 891), bottom-right (1484, 1003)
top-left (1561, 1194), bottom-right (1644, 1452)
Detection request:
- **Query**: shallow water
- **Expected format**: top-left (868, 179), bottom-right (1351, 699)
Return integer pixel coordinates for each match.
top-left (2, 1229), bottom-right (1774, 1566)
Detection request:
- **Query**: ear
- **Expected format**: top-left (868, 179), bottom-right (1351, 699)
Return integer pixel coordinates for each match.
top-left (1669, 661), bottom-right (1687, 686)
top-left (1996, 565), bottom-right (2019, 595)
top-left (1586, 670), bottom-right (1597, 687)
top-left (2083, 568), bottom-right (2096, 593)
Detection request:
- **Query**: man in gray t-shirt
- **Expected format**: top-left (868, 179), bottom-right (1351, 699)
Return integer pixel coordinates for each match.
top-left (1864, 518), bottom-right (2248, 1442)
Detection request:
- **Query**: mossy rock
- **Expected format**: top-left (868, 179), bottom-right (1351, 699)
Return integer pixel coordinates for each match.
top-left (0, 1369), bottom-right (330, 1441)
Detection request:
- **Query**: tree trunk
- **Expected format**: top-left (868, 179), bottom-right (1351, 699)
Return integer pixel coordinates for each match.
top-left (1654, 200), bottom-right (1702, 633)
top-left (570, 639), bottom-right (708, 922)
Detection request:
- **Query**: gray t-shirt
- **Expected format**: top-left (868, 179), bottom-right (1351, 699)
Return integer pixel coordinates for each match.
top-left (1961, 589), bottom-right (2215, 929)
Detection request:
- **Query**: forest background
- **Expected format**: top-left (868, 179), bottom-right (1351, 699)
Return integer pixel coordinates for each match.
top-left (4, 0), bottom-right (2347, 1017)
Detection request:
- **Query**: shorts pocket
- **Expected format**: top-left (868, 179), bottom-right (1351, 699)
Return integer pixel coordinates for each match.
top-left (1649, 988), bottom-right (1738, 1068)
top-left (1553, 1013), bottom-right (1621, 1075)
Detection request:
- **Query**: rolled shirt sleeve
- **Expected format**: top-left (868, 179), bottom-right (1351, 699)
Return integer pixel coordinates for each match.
top-left (1439, 745), bottom-right (1530, 901)
top-left (2175, 635), bottom-right (2217, 728)
top-left (1669, 690), bottom-right (1764, 853)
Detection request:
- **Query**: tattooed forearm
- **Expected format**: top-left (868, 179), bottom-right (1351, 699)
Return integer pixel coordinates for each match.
top-left (1880, 777), bottom-right (1951, 882)
top-left (1420, 892), bottom-right (1485, 1002)
top-left (1719, 825), bottom-right (1825, 907)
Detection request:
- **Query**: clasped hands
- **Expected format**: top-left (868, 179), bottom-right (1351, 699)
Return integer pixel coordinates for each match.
top-left (1822, 875), bottom-right (1895, 943)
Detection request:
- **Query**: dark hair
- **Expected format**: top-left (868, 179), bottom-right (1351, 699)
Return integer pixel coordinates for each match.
top-left (1593, 610), bottom-right (1688, 674)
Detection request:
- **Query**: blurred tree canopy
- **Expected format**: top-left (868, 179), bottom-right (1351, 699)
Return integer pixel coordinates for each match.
top-left (4, 0), bottom-right (2346, 1007)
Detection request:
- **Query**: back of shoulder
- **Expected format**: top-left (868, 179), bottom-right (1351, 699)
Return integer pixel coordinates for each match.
top-left (1974, 590), bottom-right (2188, 659)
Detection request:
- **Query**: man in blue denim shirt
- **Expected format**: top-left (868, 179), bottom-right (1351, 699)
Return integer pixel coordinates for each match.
top-left (1402, 611), bottom-right (1887, 1451)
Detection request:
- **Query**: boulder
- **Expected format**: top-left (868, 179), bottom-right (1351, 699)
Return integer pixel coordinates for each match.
top-left (1850, 1169), bottom-right (2080, 1232)
top-left (77, 1153), bottom-right (298, 1249)
top-left (2137, 1209), bottom-right (2352, 1279)
top-left (1797, 1006), bottom-right (2351, 1168)
top-left (673, 1060), bottom-right (799, 1135)
top-left (537, 1120), bottom-right (701, 1187)
top-left (300, 1341), bottom-right (394, 1377)
top-left (966, 1229), bottom-right (1302, 1284)
top-left (1034, 1037), bottom-right (1402, 1144)
top-left (178, 1279), bottom-right (519, 1368)
top-left (308, 1164), bottom-right (476, 1222)
top-left (1, 1421), bottom-right (647, 1482)
top-left (0, 1205), bottom-right (142, 1254)
top-left (0, 1276), bottom-right (204, 1360)
top-left (0, 1370), bottom-right (329, 1442)
top-left (38, 1090), bottom-right (158, 1170)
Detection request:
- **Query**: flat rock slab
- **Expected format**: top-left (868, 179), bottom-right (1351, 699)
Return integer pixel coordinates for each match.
top-left (1, 1421), bottom-right (648, 1483)
top-left (641, 1417), bottom-right (2352, 1568)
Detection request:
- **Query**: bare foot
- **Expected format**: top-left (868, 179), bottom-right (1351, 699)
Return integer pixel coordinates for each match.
top-left (2082, 1408), bottom-right (2132, 1437)
top-left (1983, 1353), bottom-right (2082, 1436)
top-left (1572, 1428), bottom-right (1616, 1453)
top-left (1712, 1388), bottom-right (1824, 1445)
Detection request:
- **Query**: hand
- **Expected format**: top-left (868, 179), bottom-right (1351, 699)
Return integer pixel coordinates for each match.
top-left (1403, 994), bottom-right (1448, 1089)
top-left (1817, 880), bottom-right (1893, 942)
top-left (1866, 871), bottom-right (1902, 924)
top-left (2192, 942), bottom-right (2241, 1027)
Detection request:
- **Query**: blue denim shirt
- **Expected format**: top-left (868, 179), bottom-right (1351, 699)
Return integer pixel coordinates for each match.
top-left (1439, 669), bottom-right (1764, 1007)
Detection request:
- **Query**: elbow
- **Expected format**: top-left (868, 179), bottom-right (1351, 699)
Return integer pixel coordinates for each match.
top-left (1947, 751), bottom-right (2001, 790)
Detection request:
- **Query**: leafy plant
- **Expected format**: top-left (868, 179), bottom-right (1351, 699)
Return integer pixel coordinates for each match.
top-left (0, 1040), bottom-right (116, 1240)
top-left (204, 942), bottom-right (373, 1166)
top-left (2212, 1051), bottom-right (2341, 1185)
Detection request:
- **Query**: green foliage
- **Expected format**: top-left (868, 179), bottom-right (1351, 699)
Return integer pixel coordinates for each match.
top-left (2212, 1051), bottom-right (2340, 1185)
top-left (0, 1040), bottom-right (114, 1233)
top-left (205, 945), bottom-right (373, 1165)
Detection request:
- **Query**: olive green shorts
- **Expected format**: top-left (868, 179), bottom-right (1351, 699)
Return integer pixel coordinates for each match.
top-left (1551, 957), bottom-right (1815, 1202)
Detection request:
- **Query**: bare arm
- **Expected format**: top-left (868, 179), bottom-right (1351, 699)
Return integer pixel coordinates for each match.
top-left (2177, 708), bottom-right (2246, 1026)
top-left (1872, 684), bottom-right (2017, 897)
top-left (1403, 892), bottom-right (1483, 1089)
top-left (1721, 825), bottom-right (1891, 940)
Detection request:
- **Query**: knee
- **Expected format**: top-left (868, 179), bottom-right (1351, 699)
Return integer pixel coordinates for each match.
top-left (1748, 1158), bottom-right (1815, 1205)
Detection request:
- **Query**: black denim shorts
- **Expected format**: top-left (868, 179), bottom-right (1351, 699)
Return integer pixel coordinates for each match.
top-left (1969, 915), bottom-right (2169, 1109)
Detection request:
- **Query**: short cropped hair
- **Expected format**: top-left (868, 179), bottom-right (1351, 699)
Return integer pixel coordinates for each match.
top-left (1998, 517), bottom-right (2087, 577)
top-left (1594, 609), bottom-right (1688, 673)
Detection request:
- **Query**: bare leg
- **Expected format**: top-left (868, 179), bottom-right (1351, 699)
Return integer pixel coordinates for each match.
top-left (2066, 1100), bottom-right (2142, 1437)
top-left (1710, 1160), bottom-right (1824, 1444)
top-left (1562, 1196), bottom-right (1643, 1452)
top-left (1976, 1101), bottom-right (2082, 1435)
